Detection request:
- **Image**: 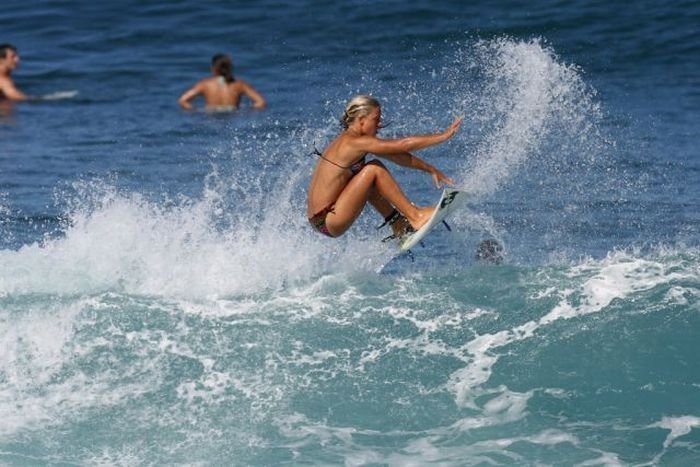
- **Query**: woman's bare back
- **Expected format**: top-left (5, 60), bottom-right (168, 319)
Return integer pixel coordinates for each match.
top-left (200, 78), bottom-right (247, 108)
top-left (178, 75), bottom-right (266, 110)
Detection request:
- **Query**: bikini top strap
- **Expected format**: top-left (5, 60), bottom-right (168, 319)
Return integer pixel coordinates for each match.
top-left (309, 142), bottom-right (353, 170)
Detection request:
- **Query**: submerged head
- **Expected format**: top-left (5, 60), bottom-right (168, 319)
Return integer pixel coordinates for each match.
top-left (211, 53), bottom-right (234, 83)
top-left (476, 239), bottom-right (504, 264)
top-left (341, 95), bottom-right (381, 132)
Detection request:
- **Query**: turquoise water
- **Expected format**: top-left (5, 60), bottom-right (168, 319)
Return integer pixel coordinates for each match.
top-left (1, 1), bottom-right (699, 465)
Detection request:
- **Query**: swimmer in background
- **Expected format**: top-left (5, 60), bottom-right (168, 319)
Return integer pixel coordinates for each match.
top-left (307, 95), bottom-right (462, 239)
top-left (178, 54), bottom-right (266, 111)
top-left (0, 44), bottom-right (30, 101)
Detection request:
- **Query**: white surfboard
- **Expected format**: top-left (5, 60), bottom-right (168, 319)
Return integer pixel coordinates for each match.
top-left (399, 188), bottom-right (468, 251)
top-left (39, 90), bottom-right (79, 101)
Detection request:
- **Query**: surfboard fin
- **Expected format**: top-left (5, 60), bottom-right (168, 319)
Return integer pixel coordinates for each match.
top-left (381, 234), bottom-right (396, 243)
top-left (381, 226), bottom-right (415, 244)
top-left (380, 216), bottom-right (414, 243)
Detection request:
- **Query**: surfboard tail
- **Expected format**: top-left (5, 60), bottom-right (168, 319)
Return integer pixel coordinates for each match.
top-left (399, 189), bottom-right (468, 251)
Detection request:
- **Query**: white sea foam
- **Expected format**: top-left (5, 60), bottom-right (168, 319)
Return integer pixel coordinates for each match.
top-left (0, 177), bottom-right (389, 299)
top-left (0, 298), bottom-right (85, 436)
top-left (454, 387), bottom-right (534, 430)
top-left (644, 415), bottom-right (700, 466)
top-left (448, 249), bottom-right (697, 408)
top-left (651, 415), bottom-right (700, 449)
top-left (576, 451), bottom-right (624, 467)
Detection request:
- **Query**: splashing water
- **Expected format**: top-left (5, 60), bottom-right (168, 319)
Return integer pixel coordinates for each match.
top-left (2, 32), bottom-right (698, 465)
top-left (457, 37), bottom-right (604, 198)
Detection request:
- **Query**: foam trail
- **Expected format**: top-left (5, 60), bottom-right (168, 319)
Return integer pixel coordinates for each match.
top-left (39, 90), bottom-right (79, 101)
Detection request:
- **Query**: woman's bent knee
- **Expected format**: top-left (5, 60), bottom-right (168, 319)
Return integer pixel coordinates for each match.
top-left (366, 159), bottom-right (387, 170)
top-left (360, 160), bottom-right (389, 178)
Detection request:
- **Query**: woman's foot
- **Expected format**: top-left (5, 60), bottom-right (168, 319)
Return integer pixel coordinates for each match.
top-left (390, 214), bottom-right (411, 237)
top-left (408, 206), bottom-right (434, 231)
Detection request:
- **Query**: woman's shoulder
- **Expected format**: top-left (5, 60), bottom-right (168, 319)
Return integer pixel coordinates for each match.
top-left (229, 78), bottom-right (250, 88)
top-left (333, 132), bottom-right (370, 158)
top-left (195, 76), bottom-right (219, 88)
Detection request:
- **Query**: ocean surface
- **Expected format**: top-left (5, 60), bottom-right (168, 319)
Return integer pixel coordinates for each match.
top-left (1, 1), bottom-right (699, 465)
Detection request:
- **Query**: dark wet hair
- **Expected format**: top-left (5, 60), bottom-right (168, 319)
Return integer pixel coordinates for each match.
top-left (476, 239), bottom-right (504, 264)
top-left (0, 44), bottom-right (18, 59)
top-left (211, 53), bottom-right (235, 83)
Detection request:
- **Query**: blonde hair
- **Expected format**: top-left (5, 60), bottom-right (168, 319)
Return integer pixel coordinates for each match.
top-left (341, 95), bottom-right (380, 129)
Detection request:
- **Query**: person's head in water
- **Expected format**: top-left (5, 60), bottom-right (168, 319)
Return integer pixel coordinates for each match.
top-left (476, 239), bottom-right (504, 264)
top-left (0, 43), bottom-right (29, 101)
top-left (341, 95), bottom-right (380, 130)
top-left (0, 44), bottom-right (17, 58)
top-left (0, 44), bottom-right (19, 71)
top-left (211, 54), bottom-right (234, 83)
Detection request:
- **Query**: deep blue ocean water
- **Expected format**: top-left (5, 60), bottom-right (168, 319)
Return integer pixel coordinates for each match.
top-left (1, 1), bottom-right (699, 465)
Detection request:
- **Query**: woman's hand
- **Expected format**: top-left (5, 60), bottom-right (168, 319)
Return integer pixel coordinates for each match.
top-left (431, 167), bottom-right (455, 188)
top-left (443, 116), bottom-right (463, 139)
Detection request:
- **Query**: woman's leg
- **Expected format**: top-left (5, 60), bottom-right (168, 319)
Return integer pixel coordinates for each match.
top-left (367, 188), bottom-right (410, 236)
top-left (367, 187), bottom-right (394, 220)
top-left (325, 160), bottom-right (433, 236)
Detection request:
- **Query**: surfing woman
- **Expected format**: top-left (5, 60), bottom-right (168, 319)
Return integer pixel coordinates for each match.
top-left (178, 54), bottom-right (266, 111)
top-left (307, 95), bottom-right (462, 238)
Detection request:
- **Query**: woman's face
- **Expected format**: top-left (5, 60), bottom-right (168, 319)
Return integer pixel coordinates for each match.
top-left (361, 107), bottom-right (381, 135)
